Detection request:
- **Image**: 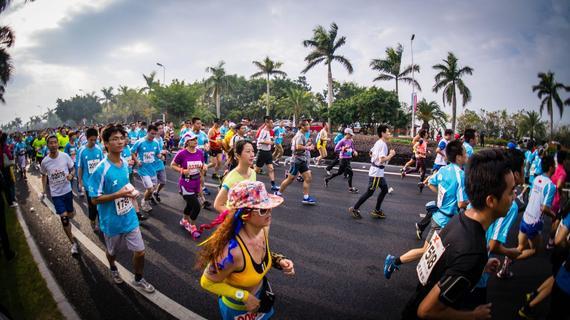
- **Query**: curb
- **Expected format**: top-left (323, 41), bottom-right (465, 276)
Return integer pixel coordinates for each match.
top-left (14, 205), bottom-right (81, 320)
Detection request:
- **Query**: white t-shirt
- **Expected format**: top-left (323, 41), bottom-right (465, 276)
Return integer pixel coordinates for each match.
top-left (369, 139), bottom-right (388, 177)
top-left (40, 151), bottom-right (74, 197)
top-left (523, 175), bottom-right (556, 224)
top-left (434, 138), bottom-right (449, 165)
top-left (256, 128), bottom-right (272, 151)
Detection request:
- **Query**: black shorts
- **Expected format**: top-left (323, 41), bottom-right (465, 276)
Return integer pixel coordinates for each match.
top-left (256, 150), bottom-right (273, 167)
top-left (289, 158), bottom-right (309, 175)
top-left (209, 149), bottom-right (222, 157)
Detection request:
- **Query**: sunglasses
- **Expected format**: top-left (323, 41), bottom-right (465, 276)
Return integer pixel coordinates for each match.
top-left (244, 208), bottom-right (271, 216)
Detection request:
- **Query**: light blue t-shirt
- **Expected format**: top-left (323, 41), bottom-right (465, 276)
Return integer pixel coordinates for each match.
top-left (153, 136), bottom-right (165, 171)
top-left (274, 126), bottom-right (285, 145)
top-left (88, 158), bottom-right (139, 237)
top-left (77, 145), bottom-right (104, 186)
top-left (127, 130), bottom-right (139, 146)
top-left (195, 130), bottom-right (208, 149)
top-left (529, 154), bottom-right (542, 186)
top-left (463, 142), bottom-right (474, 159)
top-left (429, 163), bottom-right (467, 227)
top-left (131, 138), bottom-right (159, 177)
top-left (524, 150), bottom-right (534, 178)
top-left (137, 128), bottom-right (147, 139)
top-left (121, 147), bottom-right (133, 174)
top-left (220, 125), bottom-right (229, 139)
top-left (14, 141), bottom-right (27, 156)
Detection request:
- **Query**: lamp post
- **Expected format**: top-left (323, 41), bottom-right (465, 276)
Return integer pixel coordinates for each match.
top-left (410, 34), bottom-right (416, 136)
top-left (156, 62), bottom-right (166, 84)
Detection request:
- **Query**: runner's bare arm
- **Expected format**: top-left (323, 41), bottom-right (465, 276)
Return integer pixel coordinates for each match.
top-left (91, 187), bottom-right (133, 205)
top-left (417, 285), bottom-right (491, 320)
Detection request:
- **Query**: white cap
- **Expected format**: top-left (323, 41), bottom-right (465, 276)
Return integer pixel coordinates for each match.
top-left (344, 128), bottom-right (354, 136)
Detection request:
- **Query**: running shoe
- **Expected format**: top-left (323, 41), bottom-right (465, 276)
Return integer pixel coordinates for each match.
top-left (71, 242), bottom-right (79, 256)
top-left (202, 187), bottom-right (211, 196)
top-left (348, 187), bottom-right (359, 194)
top-left (111, 269), bottom-right (124, 284)
top-left (324, 178), bottom-right (329, 188)
top-left (180, 218), bottom-right (192, 231)
top-left (149, 197), bottom-right (158, 206)
top-left (348, 207), bottom-right (362, 219)
top-left (274, 191), bottom-right (283, 196)
top-left (370, 209), bottom-right (386, 219)
top-left (326, 169), bottom-right (331, 176)
top-left (189, 224), bottom-right (201, 240)
top-left (137, 212), bottom-right (149, 221)
top-left (401, 171), bottom-right (406, 179)
top-left (132, 278), bottom-right (155, 293)
top-left (384, 254), bottom-right (399, 279)
top-left (270, 185), bottom-right (280, 192)
top-left (203, 201), bottom-right (212, 209)
top-left (153, 192), bottom-right (161, 203)
top-left (302, 196), bottom-right (317, 205)
top-left (415, 223), bottom-right (422, 240)
top-left (418, 182), bottom-right (424, 193)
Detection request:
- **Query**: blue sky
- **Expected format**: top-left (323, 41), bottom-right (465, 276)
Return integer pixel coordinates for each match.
top-left (2, 0), bottom-right (569, 127)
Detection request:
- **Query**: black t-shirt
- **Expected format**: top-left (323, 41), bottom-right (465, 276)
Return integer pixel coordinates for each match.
top-left (402, 212), bottom-right (488, 319)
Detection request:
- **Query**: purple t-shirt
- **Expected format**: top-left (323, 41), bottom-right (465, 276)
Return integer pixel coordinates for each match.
top-left (334, 138), bottom-right (355, 159)
top-left (172, 148), bottom-right (204, 194)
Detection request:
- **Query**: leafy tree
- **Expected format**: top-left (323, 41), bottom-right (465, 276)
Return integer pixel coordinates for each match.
top-left (532, 71), bottom-right (566, 138)
top-left (55, 94), bottom-right (102, 124)
top-left (205, 61), bottom-right (231, 118)
top-left (370, 43), bottom-right (421, 101)
top-left (456, 109), bottom-right (482, 133)
top-left (518, 110), bottom-right (546, 142)
top-left (416, 99), bottom-right (447, 132)
top-left (432, 52), bottom-right (473, 132)
top-left (251, 56), bottom-right (287, 116)
top-left (277, 88), bottom-right (316, 126)
top-left (302, 22), bottom-right (353, 126)
top-left (141, 71), bottom-right (159, 94)
top-left (115, 88), bottom-right (154, 122)
top-left (150, 79), bottom-right (202, 122)
top-left (0, 25), bottom-right (14, 103)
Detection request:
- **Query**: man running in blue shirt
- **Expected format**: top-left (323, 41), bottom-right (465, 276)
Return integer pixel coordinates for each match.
top-left (88, 124), bottom-right (155, 293)
top-left (131, 124), bottom-right (161, 213)
top-left (77, 128), bottom-right (104, 231)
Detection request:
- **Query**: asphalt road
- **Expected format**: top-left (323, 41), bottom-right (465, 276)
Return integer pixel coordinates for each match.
top-left (16, 159), bottom-right (554, 319)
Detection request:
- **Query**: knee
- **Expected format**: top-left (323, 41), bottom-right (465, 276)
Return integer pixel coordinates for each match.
top-left (60, 215), bottom-right (70, 227)
top-left (304, 175), bottom-right (312, 183)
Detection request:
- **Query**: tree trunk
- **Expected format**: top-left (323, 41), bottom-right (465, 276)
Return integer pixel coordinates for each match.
top-left (451, 82), bottom-right (457, 133)
top-left (549, 99), bottom-right (553, 140)
top-left (395, 77), bottom-right (399, 102)
top-left (266, 74), bottom-right (270, 116)
top-left (216, 90), bottom-right (221, 118)
top-left (327, 64), bottom-right (333, 129)
top-left (293, 114), bottom-right (296, 128)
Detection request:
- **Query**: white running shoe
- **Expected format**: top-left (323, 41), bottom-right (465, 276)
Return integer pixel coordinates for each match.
top-left (132, 278), bottom-right (155, 293)
top-left (111, 269), bottom-right (124, 284)
top-left (71, 242), bottom-right (79, 256)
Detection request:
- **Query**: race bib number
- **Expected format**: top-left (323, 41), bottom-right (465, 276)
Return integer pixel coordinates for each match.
top-left (87, 159), bottom-right (100, 174)
top-left (114, 197), bottom-right (133, 216)
top-left (143, 152), bottom-right (154, 164)
top-left (186, 160), bottom-right (203, 176)
top-left (436, 185), bottom-right (446, 208)
top-left (417, 231), bottom-right (446, 285)
top-left (49, 169), bottom-right (67, 187)
top-left (530, 163), bottom-right (536, 176)
top-left (233, 312), bottom-right (265, 320)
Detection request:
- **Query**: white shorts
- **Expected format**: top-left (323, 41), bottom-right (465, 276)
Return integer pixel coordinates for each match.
top-left (104, 227), bottom-right (145, 256)
top-left (156, 169), bottom-right (167, 185)
top-left (140, 175), bottom-right (157, 189)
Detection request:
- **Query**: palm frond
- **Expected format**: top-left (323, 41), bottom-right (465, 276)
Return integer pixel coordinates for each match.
top-left (332, 55), bottom-right (354, 74)
top-left (301, 57), bottom-right (325, 74)
top-left (373, 74), bottom-right (395, 82)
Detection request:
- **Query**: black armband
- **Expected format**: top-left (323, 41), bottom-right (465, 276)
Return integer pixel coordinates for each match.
top-left (271, 252), bottom-right (286, 270)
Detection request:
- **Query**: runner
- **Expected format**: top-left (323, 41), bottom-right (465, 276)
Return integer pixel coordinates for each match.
top-left (255, 116), bottom-right (279, 192)
top-left (272, 120), bottom-right (286, 167)
top-left (189, 117), bottom-right (211, 196)
top-left (385, 140), bottom-right (468, 279)
top-left (315, 122), bottom-right (329, 166)
top-left (127, 122), bottom-right (139, 147)
top-left (63, 131), bottom-right (80, 195)
top-left (214, 140), bottom-right (257, 213)
top-left (208, 118), bottom-right (224, 180)
top-left (275, 119), bottom-right (316, 205)
top-left (56, 127), bottom-right (69, 151)
top-left (88, 124), bottom-right (155, 293)
top-left (516, 155), bottom-right (556, 261)
top-left (40, 135), bottom-right (78, 256)
top-left (13, 134), bottom-right (28, 180)
top-left (131, 124), bottom-right (161, 213)
top-left (198, 180), bottom-right (294, 320)
top-left (152, 121), bottom-right (168, 203)
top-left (324, 128), bottom-right (358, 193)
top-left (401, 130), bottom-right (422, 173)
top-left (32, 131), bottom-right (47, 170)
top-left (462, 128), bottom-right (477, 159)
top-left (325, 126), bottom-right (345, 176)
top-left (77, 128), bottom-right (104, 231)
top-left (402, 130), bottom-right (428, 192)
top-left (348, 125), bottom-right (396, 219)
top-left (171, 132), bottom-right (207, 239)
top-left (229, 124), bottom-right (246, 152)
top-left (400, 149), bottom-right (514, 319)
top-left (431, 128), bottom-right (453, 173)
top-left (137, 121), bottom-right (148, 140)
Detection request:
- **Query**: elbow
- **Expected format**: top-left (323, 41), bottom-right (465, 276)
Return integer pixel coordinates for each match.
top-left (417, 304), bottom-right (433, 319)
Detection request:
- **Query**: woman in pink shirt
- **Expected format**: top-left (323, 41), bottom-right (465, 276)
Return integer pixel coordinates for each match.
top-left (548, 150), bottom-right (567, 249)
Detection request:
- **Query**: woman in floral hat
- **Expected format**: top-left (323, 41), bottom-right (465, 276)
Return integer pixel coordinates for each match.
top-left (198, 180), bottom-right (294, 319)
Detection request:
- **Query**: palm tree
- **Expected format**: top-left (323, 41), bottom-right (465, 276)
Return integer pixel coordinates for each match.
top-left (416, 99), bottom-right (448, 132)
top-left (302, 22), bottom-right (353, 127)
top-left (0, 26), bottom-right (15, 103)
top-left (141, 72), bottom-right (158, 94)
top-left (519, 110), bottom-right (545, 142)
top-left (432, 52), bottom-right (473, 132)
top-left (101, 86), bottom-right (115, 106)
top-left (205, 61), bottom-right (230, 118)
top-left (370, 43), bottom-right (421, 101)
top-left (280, 88), bottom-right (314, 127)
top-left (532, 71), bottom-right (565, 138)
top-left (251, 56), bottom-right (287, 116)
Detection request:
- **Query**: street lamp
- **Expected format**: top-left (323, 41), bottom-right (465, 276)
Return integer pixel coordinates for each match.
top-left (410, 34), bottom-right (416, 136)
top-left (156, 62), bottom-right (166, 84)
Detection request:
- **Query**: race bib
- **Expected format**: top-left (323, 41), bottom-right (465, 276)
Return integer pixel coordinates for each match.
top-left (233, 312), bottom-right (265, 320)
top-left (114, 197), bottom-right (133, 216)
top-left (417, 231), bottom-right (446, 285)
top-left (130, 137), bottom-right (137, 145)
top-left (186, 160), bottom-right (203, 176)
top-left (87, 159), bottom-right (100, 174)
top-left (143, 152), bottom-right (154, 163)
top-left (49, 169), bottom-right (67, 187)
top-left (436, 185), bottom-right (446, 208)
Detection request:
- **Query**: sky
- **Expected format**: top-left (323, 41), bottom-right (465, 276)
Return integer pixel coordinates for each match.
top-left (1, 0), bottom-right (569, 127)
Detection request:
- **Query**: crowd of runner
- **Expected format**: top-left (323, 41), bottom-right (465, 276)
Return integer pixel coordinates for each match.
top-left (0, 116), bottom-right (569, 320)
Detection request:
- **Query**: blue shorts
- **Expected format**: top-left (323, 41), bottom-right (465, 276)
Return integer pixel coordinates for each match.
top-left (218, 289), bottom-right (274, 320)
top-left (520, 219), bottom-right (543, 240)
top-left (432, 164), bottom-right (445, 172)
top-left (52, 191), bottom-right (74, 215)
